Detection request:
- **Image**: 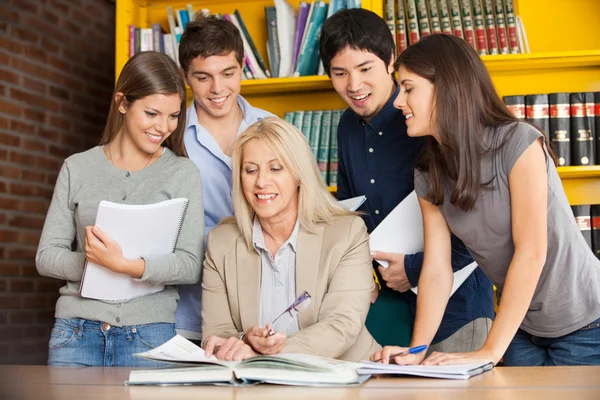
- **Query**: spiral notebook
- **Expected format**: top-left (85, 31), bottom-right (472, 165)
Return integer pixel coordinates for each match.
top-left (79, 198), bottom-right (189, 301)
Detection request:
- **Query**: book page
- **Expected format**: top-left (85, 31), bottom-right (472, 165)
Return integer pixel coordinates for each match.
top-left (358, 361), bottom-right (493, 380)
top-left (338, 195), bottom-right (367, 212)
top-left (134, 334), bottom-right (232, 367)
top-left (411, 261), bottom-right (479, 297)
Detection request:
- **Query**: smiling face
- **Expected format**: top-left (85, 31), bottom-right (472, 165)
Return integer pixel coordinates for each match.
top-left (394, 65), bottom-right (437, 139)
top-left (241, 138), bottom-right (299, 226)
top-left (329, 47), bottom-right (395, 122)
top-left (118, 93), bottom-right (181, 154)
top-left (184, 51), bottom-right (243, 120)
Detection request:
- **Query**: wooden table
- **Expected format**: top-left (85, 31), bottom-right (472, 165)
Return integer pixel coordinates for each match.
top-left (1, 365), bottom-right (599, 400)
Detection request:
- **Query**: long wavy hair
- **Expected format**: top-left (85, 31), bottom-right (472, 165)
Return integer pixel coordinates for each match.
top-left (396, 34), bottom-right (555, 211)
top-left (99, 51), bottom-right (188, 156)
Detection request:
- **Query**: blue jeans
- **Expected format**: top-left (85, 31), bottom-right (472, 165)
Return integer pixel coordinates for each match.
top-left (503, 317), bottom-right (600, 366)
top-left (48, 318), bottom-right (175, 367)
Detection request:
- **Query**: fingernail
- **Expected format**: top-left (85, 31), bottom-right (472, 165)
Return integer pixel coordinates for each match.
top-left (93, 226), bottom-right (98, 232)
top-left (370, 251), bottom-right (377, 256)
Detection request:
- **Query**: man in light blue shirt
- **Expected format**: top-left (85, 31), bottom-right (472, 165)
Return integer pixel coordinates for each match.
top-left (176, 15), bottom-right (274, 340)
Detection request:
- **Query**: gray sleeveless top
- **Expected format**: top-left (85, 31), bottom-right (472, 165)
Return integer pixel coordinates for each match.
top-left (415, 122), bottom-right (600, 337)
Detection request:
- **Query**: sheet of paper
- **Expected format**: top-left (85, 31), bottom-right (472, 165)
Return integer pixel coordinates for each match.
top-left (411, 261), bottom-right (479, 296)
top-left (358, 361), bottom-right (494, 380)
top-left (338, 195), bottom-right (367, 212)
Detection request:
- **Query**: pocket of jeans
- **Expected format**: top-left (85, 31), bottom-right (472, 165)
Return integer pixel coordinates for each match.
top-left (49, 321), bottom-right (77, 350)
top-left (132, 324), bottom-right (175, 350)
top-left (580, 320), bottom-right (600, 331)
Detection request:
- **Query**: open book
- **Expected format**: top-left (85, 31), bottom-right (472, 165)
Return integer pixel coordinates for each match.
top-left (127, 335), bottom-right (366, 386)
top-left (369, 191), bottom-right (478, 297)
top-left (80, 198), bottom-right (189, 301)
top-left (358, 360), bottom-right (494, 380)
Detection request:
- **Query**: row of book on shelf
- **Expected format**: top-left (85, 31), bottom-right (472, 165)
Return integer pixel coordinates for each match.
top-left (503, 92), bottom-right (600, 167)
top-left (284, 108), bottom-right (345, 187)
top-left (384, 0), bottom-right (528, 57)
top-left (128, 1), bottom-right (362, 79)
top-left (573, 205), bottom-right (600, 261)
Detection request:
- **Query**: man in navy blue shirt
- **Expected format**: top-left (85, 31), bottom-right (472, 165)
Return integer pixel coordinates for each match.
top-left (320, 8), bottom-right (495, 353)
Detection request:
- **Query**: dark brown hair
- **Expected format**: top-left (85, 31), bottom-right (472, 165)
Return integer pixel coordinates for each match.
top-left (396, 34), bottom-right (555, 211)
top-left (178, 14), bottom-right (244, 74)
top-left (99, 51), bottom-right (187, 157)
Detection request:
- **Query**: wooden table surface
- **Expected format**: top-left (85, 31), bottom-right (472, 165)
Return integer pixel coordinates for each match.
top-left (1, 365), bottom-right (599, 400)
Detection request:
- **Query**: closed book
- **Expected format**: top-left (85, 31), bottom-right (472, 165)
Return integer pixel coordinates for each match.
top-left (151, 23), bottom-right (164, 54)
top-left (592, 205), bottom-right (600, 260)
top-left (448, 0), bottom-right (464, 39)
top-left (274, 0), bottom-right (297, 77)
top-left (318, 110), bottom-right (332, 183)
top-left (503, 0), bottom-right (519, 54)
top-left (570, 92), bottom-right (594, 166)
top-left (493, 0), bottom-right (509, 54)
top-left (503, 95), bottom-right (525, 120)
top-left (427, 0), bottom-right (443, 35)
top-left (129, 25), bottom-right (136, 57)
top-left (396, 0), bottom-right (409, 54)
top-left (459, 0), bottom-right (476, 49)
top-left (482, 0), bottom-right (498, 54)
top-left (302, 111), bottom-right (314, 142)
top-left (284, 112), bottom-right (294, 123)
top-left (140, 28), bottom-right (153, 51)
top-left (437, 0), bottom-right (453, 35)
top-left (584, 92), bottom-right (596, 165)
top-left (310, 110), bottom-right (323, 156)
top-left (226, 13), bottom-right (266, 79)
top-left (292, 111), bottom-right (305, 132)
top-left (265, 6), bottom-right (280, 78)
top-left (328, 109), bottom-right (343, 187)
top-left (134, 27), bottom-right (141, 54)
top-left (525, 94), bottom-right (549, 134)
top-left (405, 0), bottom-right (421, 44)
top-left (292, 2), bottom-right (310, 72)
top-left (548, 92), bottom-right (571, 167)
top-left (471, 0), bottom-right (488, 55)
top-left (385, 0), bottom-right (397, 47)
top-left (415, 0), bottom-right (431, 38)
top-left (596, 92), bottom-right (600, 165)
top-left (295, 1), bottom-right (329, 77)
top-left (234, 10), bottom-right (271, 77)
top-left (572, 205), bottom-right (593, 250)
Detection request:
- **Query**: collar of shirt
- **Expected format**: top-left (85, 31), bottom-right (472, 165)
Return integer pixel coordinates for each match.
top-left (252, 215), bottom-right (301, 254)
top-left (184, 95), bottom-right (265, 169)
top-left (359, 83), bottom-right (402, 133)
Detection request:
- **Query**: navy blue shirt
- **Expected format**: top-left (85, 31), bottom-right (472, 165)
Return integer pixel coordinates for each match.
top-left (337, 84), bottom-right (495, 343)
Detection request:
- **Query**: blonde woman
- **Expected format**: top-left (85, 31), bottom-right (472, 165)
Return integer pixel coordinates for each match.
top-left (201, 117), bottom-right (380, 361)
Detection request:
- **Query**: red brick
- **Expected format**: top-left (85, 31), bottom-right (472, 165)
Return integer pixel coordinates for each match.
top-left (36, 186), bottom-right (54, 200)
top-left (5, 246), bottom-right (38, 260)
top-left (0, 68), bottom-right (19, 84)
top-left (40, 8), bottom-right (60, 25)
top-left (0, 99), bottom-right (23, 117)
top-left (21, 198), bottom-right (50, 215)
top-left (0, 51), bottom-right (8, 65)
top-left (8, 310), bottom-right (35, 324)
top-left (0, 326), bottom-right (21, 341)
top-left (49, 115), bottom-right (71, 130)
top-left (7, 215), bottom-right (44, 230)
top-left (61, 19), bottom-right (82, 36)
top-left (22, 296), bottom-right (45, 309)
top-left (23, 108), bottom-right (46, 123)
top-left (11, 0), bottom-right (38, 14)
top-left (41, 36), bottom-right (60, 53)
top-left (0, 4), bottom-right (19, 23)
top-left (37, 280), bottom-right (62, 293)
top-left (0, 36), bottom-right (22, 54)
top-left (10, 120), bottom-right (37, 136)
top-left (10, 279), bottom-right (34, 293)
top-left (35, 155), bottom-right (61, 172)
top-left (22, 77), bottom-right (46, 94)
top-left (48, 144), bottom-right (71, 159)
top-left (21, 265), bottom-right (40, 277)
top-left (19, 231), bottom-right (41, 246)
top-left (0, 132), bottom-right (19, 146)
top-left (0, 263), bottom-right (20, 276)
top-left (21, 138), bottom-right (46, 153)
top-left (48, 85), bottom-right (69, 100)
top-left (11, 26), bottom-right (39, 43)
top-left (0, 295), bottom-right (21, 309)
top-left (9, 151), bottom-right (26, 164)
top-left (0, 197), bottom-right (20, 211)
top-left (37, 127), bottom-right (60, 142)
top-left (10, 182), bottom-right (37, 197)
top-left (0, 229), bottom-right (19, 243)
top-left (22, 326), bottom-right (48, 339)
top-left (0, 181), bottom-right (6, 193)
top-left (0, 280), bottom-right (5, 292)
top-left (36, 310), bottom-right (54, 324)
top-left (23, 44), bottom-right (48, 63)
top-left (0, 118), bottom-right (8, 130)
top-left (21, 170), bottom-right (46, 184)
top-left (0, 312), bottom-right (6, 324)
top-left (48, 0), bottom-right (69, 14)
top-left (0, 164), bottom-right (20, 178)
top-left (10, 88), bottom-right (59, 112)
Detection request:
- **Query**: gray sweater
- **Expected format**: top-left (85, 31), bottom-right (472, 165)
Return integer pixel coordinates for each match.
top-left (36, 146), bottom-right (204, 326)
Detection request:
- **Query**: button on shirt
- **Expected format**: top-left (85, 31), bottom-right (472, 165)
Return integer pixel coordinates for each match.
top-left (336, 84), bottom-right (495, 343)
top-left (176, 96), bottom-right (274, 339)
top-left (253, 217), bottom-right (301, 337)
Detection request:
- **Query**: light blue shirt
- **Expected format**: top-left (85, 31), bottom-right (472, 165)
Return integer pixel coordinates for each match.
top-left (176, 95), bottom-right (274, 339)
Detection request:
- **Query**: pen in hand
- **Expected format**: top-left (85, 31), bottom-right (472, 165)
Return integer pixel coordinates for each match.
top-left (373, 345), bottom-right (428, 363)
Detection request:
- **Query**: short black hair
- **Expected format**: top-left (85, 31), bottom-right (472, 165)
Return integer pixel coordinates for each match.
top-left (319, 8), bottom-right (395, 77)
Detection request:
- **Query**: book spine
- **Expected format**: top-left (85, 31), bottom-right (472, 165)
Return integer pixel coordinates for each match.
top-left (265, 6), bottom-right (280, 78)
top-left (152, 23), bottom-right (163, 54)
top-left (396, 0), bottom-right (409, 54)
top-left (482, 0), bottom-right (498, 55)
top-left (405, 0), bottom-right (421, 44)
top-left (548, 92), bottom-right (571, 167)
top-left (503, 0), bottom-right (519, 54)
top-left (328, 110), bottom-right (343, 187)
top-left (292, 2), bottom-right (310, 71)
top-left (525, 94), bottom-right (549, 135)
top-left (385, 0), bottom-right (397, 47)
top-left (471, 0), bottom-right (488, 55)
top-left (459, 0), bottom-right (476, 49)
top-left (318, 110), bottom-right (332, 183)
top-left (295, 1), bottom-right (329, 77)
top-left (503, 95), bottom-right (525, 120)
top-left (592, 205), bottom-right (600, 260)
top-left (572, 205), bottom-right (593, 250)
top-left (596, 92), bottom-right (600, 165)
top-left (129, 25), bottom-right (136, 57)
top-left (284, 112), bottom-right (294, 123)
top-left (234, 10), bottom-right (271, 77)
top-left (292, 110), bottom-right (305, 133)
top-left (226, 13), bottom-right (266, 79)
top-left (310, 110), bottom-right (323, 156)
top-left (302, 111), bottom-right (313, 142)
top-left (493, 0), bottom-right (509, 54)
top-left (448, 0), bottom-right (464, 38)
top-left (186, 4), bottom-right (195, 22)
top-left (570, 92), bottom-right (594, 166)
top-left (427, 0), bottom-right (443, 35)
top-left (437, 0), bottom-right (453, 35)
top-left (585, 92), bottom-right (596, 165)
top-left (415, 0), bottom-right (431, 38)
top-left (134, 27), bottom-right (141, 54)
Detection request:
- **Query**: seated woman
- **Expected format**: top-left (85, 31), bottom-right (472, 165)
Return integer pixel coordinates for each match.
top-left (36, 51), bottom-right (204, 367)
top-left (201, 117), bottom-right (380, 362)
top-left (373, 34), bottom-right (600, 366)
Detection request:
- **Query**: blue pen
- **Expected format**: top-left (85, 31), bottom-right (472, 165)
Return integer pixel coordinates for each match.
top-left (374, 345), bottom-right (428, 363)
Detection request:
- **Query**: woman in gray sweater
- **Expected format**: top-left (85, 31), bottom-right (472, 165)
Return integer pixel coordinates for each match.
top-left (36, 52), bottom-right (204, 367)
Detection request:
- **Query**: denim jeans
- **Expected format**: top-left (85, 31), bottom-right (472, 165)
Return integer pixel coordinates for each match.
top-left (503, 316), bottom-right (600, 366)
top-left (48, 318), bottom-right (175, 367)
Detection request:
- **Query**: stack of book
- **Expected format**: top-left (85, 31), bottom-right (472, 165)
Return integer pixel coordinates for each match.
top-left (503, 92), bottom-right (600, 167)
top-left (385, 0), bottom-right (526, 57)
top-left (572, 205), bottom-right (600, 260)
top-left (284, 108), bottom-right (345, 186)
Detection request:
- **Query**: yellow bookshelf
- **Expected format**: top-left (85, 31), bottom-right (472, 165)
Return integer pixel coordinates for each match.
top-left (115, 0), bottom-right (600, 205)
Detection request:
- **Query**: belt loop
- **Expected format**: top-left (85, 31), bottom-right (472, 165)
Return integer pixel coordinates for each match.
top-left (125, 325), bottom-right (133, 341)
top-left (77, 319), bottom-right (84, 340)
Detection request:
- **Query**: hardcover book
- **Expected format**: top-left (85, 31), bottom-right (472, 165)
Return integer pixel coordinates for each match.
top-left (548, 92), bottom-right (571, 166)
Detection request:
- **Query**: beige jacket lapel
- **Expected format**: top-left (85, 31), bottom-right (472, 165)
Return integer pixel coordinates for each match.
top-left (295, 224), bottom-right (324, 329)
top-left (236, 238), bottom-right (261, 332)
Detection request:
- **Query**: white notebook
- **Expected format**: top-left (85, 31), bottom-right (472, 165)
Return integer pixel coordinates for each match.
top-left (358, 360), bottom-right (493, 380)
top-left (369, 191), bottom-right (477, 297)
top-left (79, 198), bottom-right (189, 301)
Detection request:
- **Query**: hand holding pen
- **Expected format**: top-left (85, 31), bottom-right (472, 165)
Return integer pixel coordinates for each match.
top-left (371, 345), bottom-right (428, 364)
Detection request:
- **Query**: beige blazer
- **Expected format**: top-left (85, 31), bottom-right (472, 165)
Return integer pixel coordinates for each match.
top-left (201, 215), bottom-right (381, 362)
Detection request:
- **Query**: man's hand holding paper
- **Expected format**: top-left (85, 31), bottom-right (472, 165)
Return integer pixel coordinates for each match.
top-left (372, 250), bottom-right (412, 293)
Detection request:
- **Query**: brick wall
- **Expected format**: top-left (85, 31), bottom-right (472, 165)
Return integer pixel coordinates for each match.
top-left (0, 0), bottom-right (115, 364)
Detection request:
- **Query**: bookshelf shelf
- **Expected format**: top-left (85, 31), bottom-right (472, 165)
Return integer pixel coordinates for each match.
top-left (482, 50), bottom-right (600, 73)
top-left (241, 75), bottom-right (333, 95)
top-left (558, 166), bottom-right (600, 179)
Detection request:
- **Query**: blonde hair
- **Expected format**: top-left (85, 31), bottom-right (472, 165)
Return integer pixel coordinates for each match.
top-left (231, 117), bottom-right (354, 247)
